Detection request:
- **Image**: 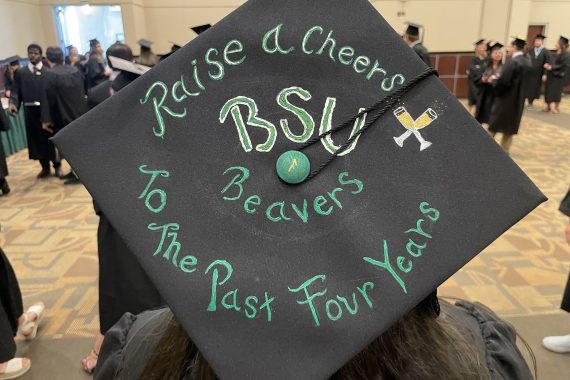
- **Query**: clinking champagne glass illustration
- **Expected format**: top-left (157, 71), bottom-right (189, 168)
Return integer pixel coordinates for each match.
top-left (393, 106), bottom-right (437, 151)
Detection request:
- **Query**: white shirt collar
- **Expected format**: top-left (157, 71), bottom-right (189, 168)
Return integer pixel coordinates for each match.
top-left (512, 51), bottom-right (524, 58)
top-left (410, 40), bottom-right (421, 48)
top-left (27, 61), bottom-right (43, 74)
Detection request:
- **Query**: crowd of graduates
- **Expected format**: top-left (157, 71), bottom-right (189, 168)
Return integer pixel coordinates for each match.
top-left (467, 34), bottom-right (569, 150)
top-left (0, 37), bottom-right (180, 197)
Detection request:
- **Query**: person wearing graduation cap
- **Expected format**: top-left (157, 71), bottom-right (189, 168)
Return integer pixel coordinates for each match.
top-left (80, 42), bottom-right (161, 374)
top-left (2, 56), bottom-right (21, 99)
top-left (136, 39), bottom-right (158, 68)
top-left (41, 46), bottom-right (88, 185)
top-left (467, 39), bottom-right (488, 115)
top-left (403, 22), bottom-right (431, 67)
top-left (543, 36), bottom-right (569, 114)
top-left (487, 37), bottom-right (531, 152)
top-left (525, 34), bottom-right (549, 107)
top-left (475, 41), bottom-right (503, 126)
top-left (8, 43), bottom-right (63, 178)
top-left (52, 1), bottom-right (544, 379)
top-left (86, 39), bottom-right (112, 90)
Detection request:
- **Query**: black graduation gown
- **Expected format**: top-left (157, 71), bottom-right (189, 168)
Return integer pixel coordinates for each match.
top-left (93, 70), bottom-right (162, 333)
top-left (9, 65), bottom-right (57, 162)
top-left (0, 247), bottom-right (23, 362)
top-left (525, 47), bottom-right (549, 102)
top-left (96, 209), bottom-right (164, 333)
top-left (559, 189), bottom-right (570, 313)
top-left (86, 54), bottom-right (107, 90)
top-left (87, 80), bottom-right (112, 110)
top-left (0, 109), bottom-right (9, 179)
top-left (467, 56), bottom-right (487, 106)
top-left (412, 42), bottom-right (432, 67)
top-left (544, 51), bottom-right (569, 103)
top-left (489, 55), bottom-right (531, 135)
top-left (41, 64), bottom-right (88, 133)
top-left (475, 65), bottom-right (501, 125)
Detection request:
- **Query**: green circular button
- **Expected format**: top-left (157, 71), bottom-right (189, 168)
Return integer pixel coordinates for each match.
top-left (276, 150), bottom-right (310, 184)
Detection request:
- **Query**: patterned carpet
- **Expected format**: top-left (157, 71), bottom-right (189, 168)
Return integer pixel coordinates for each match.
top-left (0, 99), bottom-right (569, 345)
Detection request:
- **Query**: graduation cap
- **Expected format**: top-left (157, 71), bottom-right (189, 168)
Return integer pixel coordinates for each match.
top-left (404, 22), bottom-right (422, 37)
top-left (191, 24), bottom-right (212, 35)
top-left (168, 41), bottom-right (182, 51)
top-left (89, 38), bottom-right (100, 48)
top-left (108, 55), bottom-right (150, 76)
top-left (535, 34), bottom-right (547, 40)
top-left (488, 40), bottom-right (504, 51)
top-left (510, 36), bottom-right (527, 49)
top-left (3, 55), bottom-right (21, 66)
top-left (474, 39), bottom-right (486, 46)
top-left (53, 0), bottom-right (545, 378)
top-left (138, 39), bottom-right (154, 49)
top-left (560, 35), bottom-right (569, 45)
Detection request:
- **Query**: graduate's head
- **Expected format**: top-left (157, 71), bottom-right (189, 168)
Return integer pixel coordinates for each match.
top-left (106, 43), bottom-right (134, 69)
top-left (46, 46), bottom-right (64, 66)
top-left (90, 39), bottom-right (103, 55)
top-left (68, 46), bottom-right (79, 56)
top-left (558, 36), bottom-right (569, 50)
top-left (534, 34), bottom-right (546, 48)
top-left (27, 43), bottom-right (42, 65)
top-left (488, 42), bottom-right (504, 62)
top-left (509, 37), bottom-right (526, 54)
top-left (474, 39), bottom-right (487, 56)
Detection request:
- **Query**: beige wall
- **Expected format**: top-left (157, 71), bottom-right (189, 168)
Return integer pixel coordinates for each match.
top-left (1, 0), bottom-right (569, 59)
top-left (0, 0), bottom-right (45, 58)
top-left (530, 0), bottom-right (570, 49)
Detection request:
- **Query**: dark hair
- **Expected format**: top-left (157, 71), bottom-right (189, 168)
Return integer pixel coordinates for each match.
top-left (140, 302), bottom-right (491, 380)
top-left (46, 46), bottom-right (64, 65)
top-left (27, 43), bottom-right (42, 55)
top-left (560, 39), bottom-right (569, 50)
top-left (106, 43), bottom-right (134, 70)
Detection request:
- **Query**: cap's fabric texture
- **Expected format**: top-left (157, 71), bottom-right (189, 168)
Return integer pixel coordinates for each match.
top-left (53, 1), bottom-right (545, 379)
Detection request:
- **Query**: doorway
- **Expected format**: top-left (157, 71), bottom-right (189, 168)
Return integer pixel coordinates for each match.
top-left (527, 24), bottom-right (547, 46)
top-left (53, 4), bottom-right (125, 55)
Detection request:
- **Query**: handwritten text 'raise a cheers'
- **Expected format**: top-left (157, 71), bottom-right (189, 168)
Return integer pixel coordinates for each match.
top-left (140, 23), bottom-right (405, 141)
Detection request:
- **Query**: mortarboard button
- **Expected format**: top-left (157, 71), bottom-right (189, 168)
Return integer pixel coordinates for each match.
top-left (276, 150), bottom-right (310, 185)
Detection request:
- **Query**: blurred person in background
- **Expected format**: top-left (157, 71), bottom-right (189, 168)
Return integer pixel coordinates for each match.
top-left (525, 34), bottom-right (549, 107)
top-left (543, 36), bottom-right (569, 113)
top-left (467, 39), bottom-right (488, 115)
top-left (475, 42), bottom-right (503, 127)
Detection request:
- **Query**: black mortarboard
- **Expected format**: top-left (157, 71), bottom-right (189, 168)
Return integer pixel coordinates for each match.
top-left (560, 35), bottom-right (569, 45)
top-left (108, 55), bottom-right (150, 76)
top-left (474, 38), bottom-right (486, 46)
top-left (511, 36), bottom-right (527, 49)
top-left (3, 55), bottom-right (21, 66)
top-left (169, 41), bottom-right (182, 51)
top-left (405, 22), bottom-right (422, 37)
top-left (137, 39), bottom-right (154, 49)
top-left (536, 34), bottom-right (547, 40)
top-left (488, 41), bottom-right (504, 51)
top-left (53, 0), bottom-right (545, 379)
top-left (191, 24), bottom-right (212, 35)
